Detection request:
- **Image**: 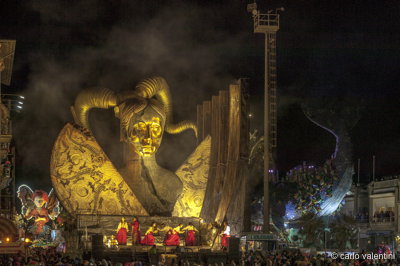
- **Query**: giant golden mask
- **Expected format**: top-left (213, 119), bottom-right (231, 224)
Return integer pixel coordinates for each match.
top-left (130, 117), bottom-right (162, 157)
top-left (61, 77), bottom-right (198, 215)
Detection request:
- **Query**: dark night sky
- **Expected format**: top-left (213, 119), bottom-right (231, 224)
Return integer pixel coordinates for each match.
top-left (1, 0), bottom-right (400, 190)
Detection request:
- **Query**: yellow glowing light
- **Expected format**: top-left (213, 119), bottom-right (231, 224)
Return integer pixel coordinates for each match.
top-left (24, 238), bottom-right (31, 243)
top-left (5, 237), bottom-right (10, 242)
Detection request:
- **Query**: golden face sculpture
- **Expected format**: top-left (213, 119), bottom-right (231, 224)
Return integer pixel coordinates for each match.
top-left (129, 117), bottom-right (162, 157)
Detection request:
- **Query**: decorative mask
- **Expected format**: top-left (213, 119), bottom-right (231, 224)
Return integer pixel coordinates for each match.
top-left (71, 77), bottom-right (197, 157)
top-left (130, 116), bottom-right (163, 156)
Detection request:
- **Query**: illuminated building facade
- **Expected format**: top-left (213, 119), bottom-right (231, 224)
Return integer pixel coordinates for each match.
top-left (341, 177), bottom-right (400, 251)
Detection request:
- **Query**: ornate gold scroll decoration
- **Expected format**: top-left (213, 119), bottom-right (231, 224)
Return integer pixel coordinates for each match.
top-left (173, 136), bottom-right (211, 217)
top-left (50, 123), bottom-right (148, 216)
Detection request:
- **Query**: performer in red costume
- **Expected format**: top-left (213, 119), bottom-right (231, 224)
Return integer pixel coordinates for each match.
top-left (182, 222), bottom-right (198, 246)
top-left (164, 224), bottom-right (184, 246)
top-left (142, 223), bottom-right (158, 246)
top-left (115, 217), bottom-right (129, 245)
top-left (221, 221), bottom-right (230, 250)
top-left (159, 223), bottom-right (173, 245)
top-left (130, 217), bottom-right (141, 245)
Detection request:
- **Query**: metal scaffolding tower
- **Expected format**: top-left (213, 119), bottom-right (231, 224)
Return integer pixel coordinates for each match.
top-left (248, 3), bottom-right (282, 233)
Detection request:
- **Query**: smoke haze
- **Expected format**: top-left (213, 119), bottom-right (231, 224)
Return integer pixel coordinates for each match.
top-left (1, 0), bottom-right (400, 189)
top-left (12, 1), bottom-right (253, 189)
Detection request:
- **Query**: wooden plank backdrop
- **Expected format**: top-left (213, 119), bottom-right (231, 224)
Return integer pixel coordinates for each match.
top-left (199, 80), bottom-right (249, 231)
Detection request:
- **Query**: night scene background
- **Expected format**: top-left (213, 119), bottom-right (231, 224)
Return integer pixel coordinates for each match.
top-left (1, 0), bottom-right (400, 191)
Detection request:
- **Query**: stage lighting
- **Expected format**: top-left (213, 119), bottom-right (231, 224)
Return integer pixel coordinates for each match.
top-left (5, 237), bottom-right (10, 242)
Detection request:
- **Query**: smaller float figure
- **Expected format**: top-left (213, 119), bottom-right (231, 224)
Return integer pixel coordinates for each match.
top-left (221, 221), bottom-right (230, 250)
top-left (115, 217), bottom-right (129, 245)
top-left (142, 222), bottom-right (158, 246)
top-left (165, 224), bottom-right (184, 246)
top-left (17, 185), bottom-right (60, 238)
top-left (182, 222), bottom-right (198, 246)
top-left (130, 217), bottom-right (141, 245)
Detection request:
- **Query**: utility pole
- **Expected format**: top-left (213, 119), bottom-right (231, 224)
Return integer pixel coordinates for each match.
top-left (247, 3), bottom-right (283, 233)
top-left (357, 158), bottom-right (360, 186)
top-left (372, 155), bottom-right (376, 182)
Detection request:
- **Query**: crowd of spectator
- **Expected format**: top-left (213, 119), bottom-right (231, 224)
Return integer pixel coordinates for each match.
top-left (241, 249), bottom-right (400, 265)
top-left (372, 209), bottom-right (395, 223)
top-left (0, 248), bottom-right (83, 265)
top-left (1, 247), bottom-right (400, 265)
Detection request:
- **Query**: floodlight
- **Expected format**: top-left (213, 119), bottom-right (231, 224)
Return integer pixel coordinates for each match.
top-left (247, 2), bottom-right (257, 13)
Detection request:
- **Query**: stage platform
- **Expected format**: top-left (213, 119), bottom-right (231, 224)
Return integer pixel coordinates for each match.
top-left (76, 214), bottom-right (213, 248)
top-left (103, 245), bottom-right (211, 253)
top-left (77, 214), bottom-right (202, 233)
top-left (89, 245), bottom-right (232, 264)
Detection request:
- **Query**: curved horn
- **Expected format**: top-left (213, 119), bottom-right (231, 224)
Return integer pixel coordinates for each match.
top-left (71, 88), bottom-right (117, 131)
top-left (135, 77), bottom-right (198, 137)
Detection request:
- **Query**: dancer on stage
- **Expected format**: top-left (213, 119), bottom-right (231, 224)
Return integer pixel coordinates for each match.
top-left (116, 217), bottom-right (129, 245)
top-left (164, 223), bottom-right (184, 246)
top-left (182, 222), bottom-right (198, 246)
top-left (130, 217), bottom-right (141, 245)
top-left (221, 221), bottom-right (230, 250)
top-left (142, 222), bottom-right (158, 246)
top-left (159, 223), bottom-right (173, 245)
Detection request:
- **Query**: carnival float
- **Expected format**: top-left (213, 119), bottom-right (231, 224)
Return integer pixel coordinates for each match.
top-left (48, 77), bottom-right (249, 250)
